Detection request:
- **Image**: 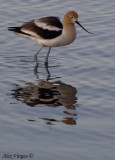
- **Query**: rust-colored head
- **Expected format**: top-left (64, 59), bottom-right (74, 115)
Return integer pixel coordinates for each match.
top-left (63, 11), bottom-right (78, 24)
top-left (63, 11), bottom-right (93, 34)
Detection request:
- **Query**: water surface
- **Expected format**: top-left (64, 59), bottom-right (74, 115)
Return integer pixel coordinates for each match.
top-left (0, 0), bottom-right (115, 160)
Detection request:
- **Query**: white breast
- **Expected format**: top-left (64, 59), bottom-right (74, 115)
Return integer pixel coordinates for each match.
top-left (35, 25), bottom-right (76, 47)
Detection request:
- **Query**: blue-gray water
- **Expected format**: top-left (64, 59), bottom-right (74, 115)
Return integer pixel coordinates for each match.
top-left (0, 0), bottom-right (115, 159)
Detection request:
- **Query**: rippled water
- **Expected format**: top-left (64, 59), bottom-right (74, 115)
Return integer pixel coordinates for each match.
top-left (0, 0), bottom-right (115, 159)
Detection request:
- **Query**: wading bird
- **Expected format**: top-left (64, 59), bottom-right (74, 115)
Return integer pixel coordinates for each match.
top-left (8, 11), bottom-right (92, 64)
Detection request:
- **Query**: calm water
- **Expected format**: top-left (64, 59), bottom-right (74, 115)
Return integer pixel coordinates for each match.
top-left (0, 0), bottom-right (115, 159)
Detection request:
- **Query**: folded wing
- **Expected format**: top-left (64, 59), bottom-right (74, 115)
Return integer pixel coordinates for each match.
top-left (8, 17), bottom-right (63, 39)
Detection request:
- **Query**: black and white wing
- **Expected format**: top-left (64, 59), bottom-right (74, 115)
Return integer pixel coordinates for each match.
top-left (8, 17), bottom-right (63, 39)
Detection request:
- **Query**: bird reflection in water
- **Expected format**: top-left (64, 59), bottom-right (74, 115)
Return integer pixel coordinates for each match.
top-left (12, 63), bottom-right (78, 125)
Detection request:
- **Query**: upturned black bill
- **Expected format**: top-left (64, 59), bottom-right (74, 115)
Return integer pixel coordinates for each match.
top-left (76, 21), bottom-right (93, 34)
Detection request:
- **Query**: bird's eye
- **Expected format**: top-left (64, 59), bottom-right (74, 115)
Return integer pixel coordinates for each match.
top-left (70, 16), bottom-right (74, 19)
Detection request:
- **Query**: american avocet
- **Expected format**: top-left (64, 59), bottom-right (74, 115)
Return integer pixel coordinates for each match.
top-left (8, 11), bottom-right (92, 64)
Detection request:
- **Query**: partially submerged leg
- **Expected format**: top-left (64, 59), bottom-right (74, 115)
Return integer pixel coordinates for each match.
top-left (45, 47), bottom-right (51, 64)
top-left (34, 46), bottom-right (43, 64)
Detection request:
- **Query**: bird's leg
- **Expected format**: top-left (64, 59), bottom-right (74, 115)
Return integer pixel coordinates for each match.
top-left (45, 47), bottom-right (51, 64)
top-left (44, 62), bottom-right (51, 81)
top-left (34, 46), bottom-right (43, 64)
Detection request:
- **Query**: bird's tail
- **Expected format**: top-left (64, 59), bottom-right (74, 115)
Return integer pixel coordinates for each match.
top-left (8, 27), bottom-right (21, 33)
top-left (8, 27), bottom-right (31, 37)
